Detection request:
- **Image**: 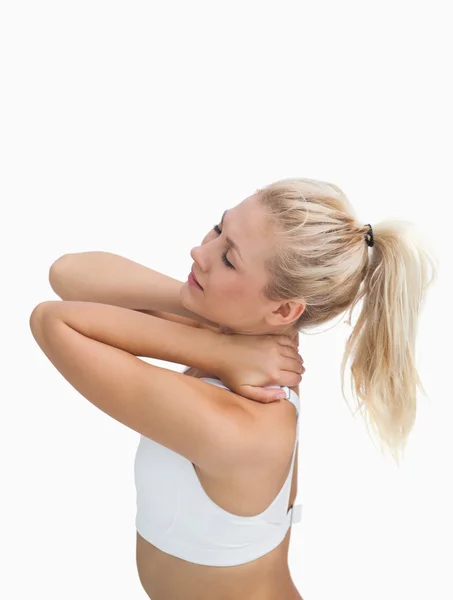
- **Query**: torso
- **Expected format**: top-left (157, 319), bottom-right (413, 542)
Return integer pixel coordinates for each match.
top-left (136, 366), bottom-right (303, 600)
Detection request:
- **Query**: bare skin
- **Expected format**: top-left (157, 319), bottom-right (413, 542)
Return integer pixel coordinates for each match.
top-left (48, 203), bottom-right (307, 599)
top-left (135, 365), bottom-right (303, 600)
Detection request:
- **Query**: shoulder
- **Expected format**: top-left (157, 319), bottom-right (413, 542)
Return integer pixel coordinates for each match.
top-left (184, 372), bottom-right (298, 471)
top-left (228, 389), bottom-right (299, 469)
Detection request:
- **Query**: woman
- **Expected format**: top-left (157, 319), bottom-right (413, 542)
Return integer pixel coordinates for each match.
top-left (30, 177), bottom-right (436, 600)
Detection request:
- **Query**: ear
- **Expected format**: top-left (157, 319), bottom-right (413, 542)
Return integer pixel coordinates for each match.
top-left (265, 299), bottom-right (306, 328)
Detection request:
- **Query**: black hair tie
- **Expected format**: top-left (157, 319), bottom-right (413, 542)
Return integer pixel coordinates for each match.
top-left (364, 223), bottom-right (374, 247)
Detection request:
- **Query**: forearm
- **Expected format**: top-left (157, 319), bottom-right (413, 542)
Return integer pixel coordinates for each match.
top-left (48, 251), bottom-right (216, 326)
top-left (32, 301), bottom-right (226, 375)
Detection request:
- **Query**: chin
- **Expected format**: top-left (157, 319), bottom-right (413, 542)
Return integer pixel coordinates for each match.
top-left (179, 283), bottom-right (193, 306)
top-left (180, 283), bottom-right (204, 313)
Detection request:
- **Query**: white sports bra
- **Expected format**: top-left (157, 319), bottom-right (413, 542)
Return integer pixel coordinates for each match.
top-left (134, 377), bottom-right (302, 567)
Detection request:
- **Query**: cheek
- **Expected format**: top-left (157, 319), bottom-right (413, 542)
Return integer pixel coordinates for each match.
top-left (215, 278), bottom-right (254, 303)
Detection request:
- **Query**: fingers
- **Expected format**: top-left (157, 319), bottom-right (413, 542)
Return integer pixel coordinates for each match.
top-left (279, 371), bottom-right (303, 387)
top-left (279, 334), bottom-right (300, 351)
top-left (239, 385), bottom-right (283, 404)
top-left (282, 356), bottom-right (306, 375)
top-left (280, 347), bottom-right (304, 365)
top-left (279, 343), bottom-right (302, 358)
top-left (278, 335), bottom-right (296, 347)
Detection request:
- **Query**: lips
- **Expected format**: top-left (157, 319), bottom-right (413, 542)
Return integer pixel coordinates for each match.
top-left (191, 269), bottom-right (203, 289)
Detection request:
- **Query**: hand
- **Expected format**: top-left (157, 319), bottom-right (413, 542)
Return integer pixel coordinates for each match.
top-left (216, 332), bottom-right (305, 404)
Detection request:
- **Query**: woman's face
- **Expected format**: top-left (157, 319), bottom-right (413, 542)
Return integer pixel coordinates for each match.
top-left (180, 193), bottom-right (285, 334)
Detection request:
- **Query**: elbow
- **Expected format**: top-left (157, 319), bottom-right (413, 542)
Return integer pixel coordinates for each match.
top-left (49, 253), bottom-right (70, 279)
top-left (48, 254), bottom-right (74, 298)
top-left (29, 302), bottom-right (51, 339)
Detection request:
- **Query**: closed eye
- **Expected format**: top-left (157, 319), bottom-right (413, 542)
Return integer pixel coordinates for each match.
top-left (213, 224), bottom-right (235, 269)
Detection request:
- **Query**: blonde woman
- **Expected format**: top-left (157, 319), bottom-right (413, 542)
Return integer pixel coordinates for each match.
top-left (29, 178), bottom-right (436, 600)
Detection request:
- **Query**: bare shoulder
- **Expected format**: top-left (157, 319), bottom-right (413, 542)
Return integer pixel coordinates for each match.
top-left (184, 369), bottom-right (299, 470)
top-left (227, 385), bottom-right (300, 468)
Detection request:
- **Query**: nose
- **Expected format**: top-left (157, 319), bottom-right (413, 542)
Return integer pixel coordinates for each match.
top-left (190, 245), bottom-right (206, 271)
top-left (191, 229), bottom-right (216, 271)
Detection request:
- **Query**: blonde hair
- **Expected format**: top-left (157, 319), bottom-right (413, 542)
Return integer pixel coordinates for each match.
top-left (256, 177), bottom-right (438, 466)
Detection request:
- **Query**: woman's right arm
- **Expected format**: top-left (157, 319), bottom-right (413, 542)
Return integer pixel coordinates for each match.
top-left (48, 251), bottom-right (219, 330)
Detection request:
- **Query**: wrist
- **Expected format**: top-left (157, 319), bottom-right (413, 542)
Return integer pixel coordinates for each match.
top-left (202, 332), bottom-right (229, 381)
top-left (186, 328), bottom-right (227, 377)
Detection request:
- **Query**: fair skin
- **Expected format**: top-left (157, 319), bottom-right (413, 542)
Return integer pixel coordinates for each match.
top-left (180, 192), bottom-right (306, 336)
top-left (30, 194), bottom-right (306, 599)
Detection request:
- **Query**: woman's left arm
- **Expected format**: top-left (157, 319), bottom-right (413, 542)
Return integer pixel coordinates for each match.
top-left (30, 301), bottom-right (302, 403)
top-left (29, 300), bottom-right (269, 472)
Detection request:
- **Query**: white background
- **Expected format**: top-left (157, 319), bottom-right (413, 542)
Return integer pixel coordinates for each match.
top-left (1, 1), bottom-right (451, 599)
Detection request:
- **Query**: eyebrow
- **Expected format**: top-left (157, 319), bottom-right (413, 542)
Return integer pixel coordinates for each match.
top-left (220, 210), bottom-right (243, 262)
